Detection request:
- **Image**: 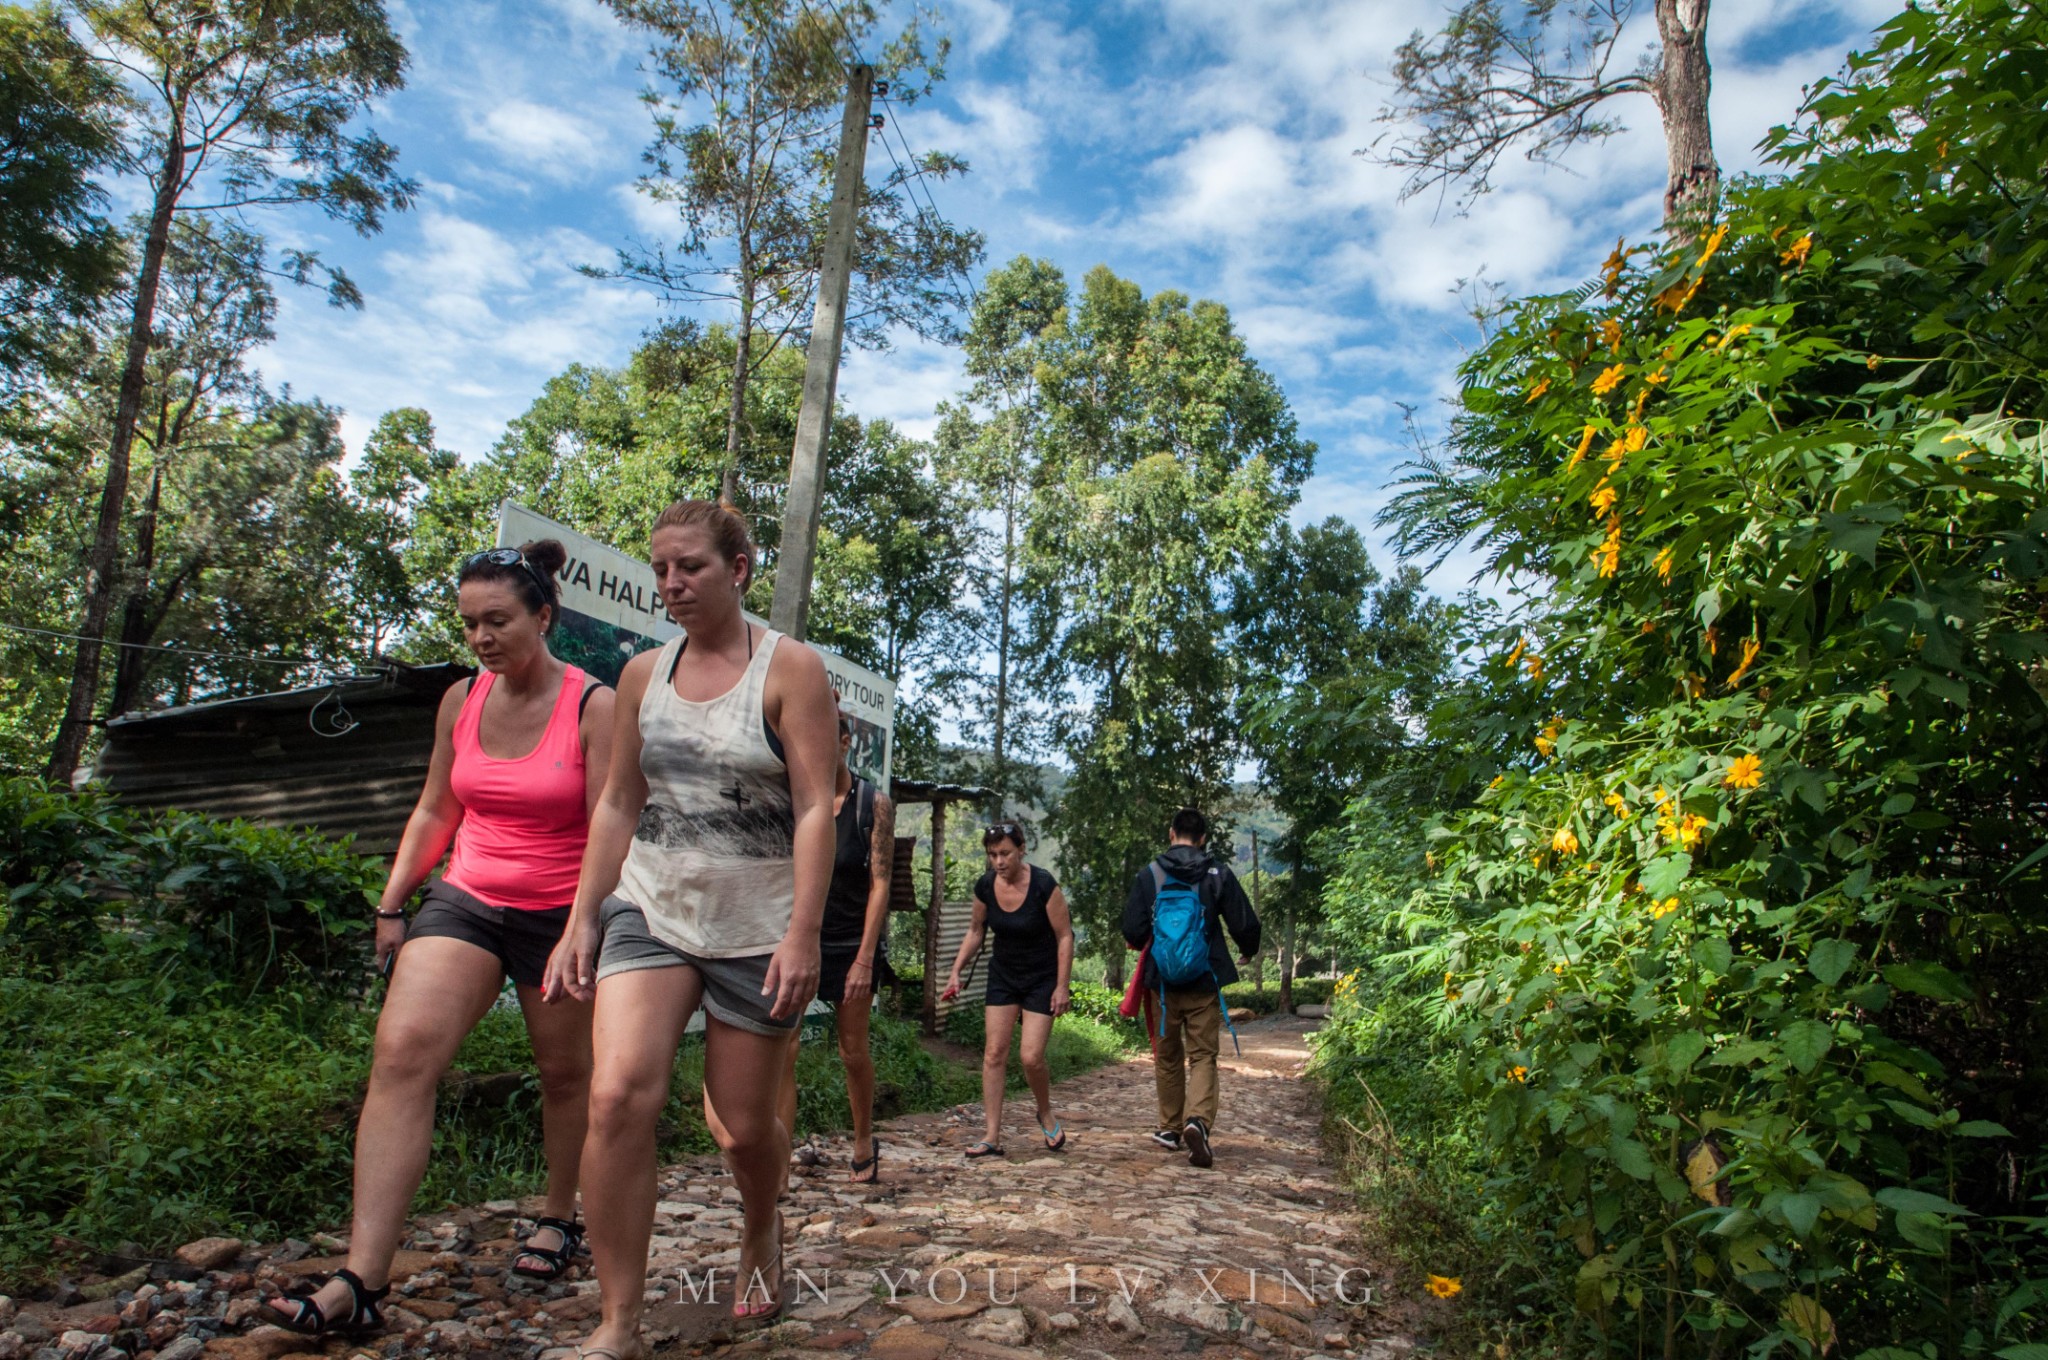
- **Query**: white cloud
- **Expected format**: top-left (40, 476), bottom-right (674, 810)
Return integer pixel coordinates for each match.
top-left (463, 99), bottom-right (613, 182)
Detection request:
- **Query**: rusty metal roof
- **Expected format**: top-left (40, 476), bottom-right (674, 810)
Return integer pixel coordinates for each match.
top-left (95, 662), bottom-right (472, 856)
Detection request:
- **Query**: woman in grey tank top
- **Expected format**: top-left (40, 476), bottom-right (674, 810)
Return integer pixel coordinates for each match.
top-left (542, 500), bottom-right (842, 1349)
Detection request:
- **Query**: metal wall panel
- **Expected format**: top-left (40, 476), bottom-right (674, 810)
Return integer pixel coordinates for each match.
top-left (928, 897), bottom-right (987, 1020)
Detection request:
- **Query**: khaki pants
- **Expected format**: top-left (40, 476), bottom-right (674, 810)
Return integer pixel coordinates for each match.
top-left (1154, 986), bottom-right (1222, 1131)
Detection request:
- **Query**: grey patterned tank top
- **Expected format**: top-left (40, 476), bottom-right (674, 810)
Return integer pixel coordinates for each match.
top-left (615, 629), bottom-right (794, 958)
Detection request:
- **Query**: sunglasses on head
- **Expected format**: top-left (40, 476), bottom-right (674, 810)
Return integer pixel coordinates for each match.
top-left (986, 821), bottom-right (1024, 841)
top-left (460, 547), bottom-right (547, 595)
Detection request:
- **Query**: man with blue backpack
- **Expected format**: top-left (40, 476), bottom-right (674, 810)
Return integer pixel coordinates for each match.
top-left (1121, 807), bottom-right (1261, 1168)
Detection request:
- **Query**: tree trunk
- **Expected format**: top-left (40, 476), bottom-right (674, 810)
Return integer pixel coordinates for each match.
top-left (991, 479), bottom-right (1015, 795)
top-left (1278, 901), bottom-right (1295, 1015)
top-left (46, 144), bottom-right (183, 784)
top-left (108, 465), bottom-right (164, 717)
top-left (722, 267), bottom-right (755, 506)
top-left (1652, 0), bottom-right (1717, 229)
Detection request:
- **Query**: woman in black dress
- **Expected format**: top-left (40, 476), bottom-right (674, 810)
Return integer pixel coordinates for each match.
top-left (939, 821), bottom-right (1075, 1157)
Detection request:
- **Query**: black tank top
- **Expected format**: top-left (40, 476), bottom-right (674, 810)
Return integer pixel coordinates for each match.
top-left (976, 865), bottom-right (1059, 986)
top-left (818, 778), bottom-right (873, 950)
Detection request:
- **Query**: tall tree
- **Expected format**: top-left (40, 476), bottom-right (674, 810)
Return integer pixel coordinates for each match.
top-left (594, 0), bottom-right (981, 505)
top-left (934, 255), bottom-right (1066, 801)
top-left (1367, 0), bottom-right (1717, 226)
top-left (0, 3), bottom-right (125, 398)
top-left (45, 0), bottom-right (413, 784)
top-left (1031, 266), bottom-right (1315, 961)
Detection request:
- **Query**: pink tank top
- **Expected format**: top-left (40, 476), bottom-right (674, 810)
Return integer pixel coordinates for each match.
top-left (443, 666), bottom-right (591, 910)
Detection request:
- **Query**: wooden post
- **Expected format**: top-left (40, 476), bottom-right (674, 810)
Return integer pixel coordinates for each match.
top-left (922, 798), bottom-right (947, 1035)
top-left (769, 63), bottom-right (873, 641)
top-left (1251, 829), bottom-right (1264, 998)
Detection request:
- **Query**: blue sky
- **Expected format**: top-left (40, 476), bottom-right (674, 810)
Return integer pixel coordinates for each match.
top-left (254, 0), bottom-right (1899, 595)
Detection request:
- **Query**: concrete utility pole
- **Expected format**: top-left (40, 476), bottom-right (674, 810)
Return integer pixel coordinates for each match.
top-left (770, 63), bottom-right (873, 641)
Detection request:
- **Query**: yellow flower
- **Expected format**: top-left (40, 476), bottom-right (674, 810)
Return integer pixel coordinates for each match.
top-left (1694, 222), bottom-right (1730, 268)
top-left (1507, 1065), bottom-right (1529, 1083)
top-left (1504, 636), bottom-right (1526, 669)
top-left (1628, 386), bottom-right (1652, 422)
top-left (1601, 435), bottom-right (1627, 468)
top-left (1705, 624), bottom-right (1719, 657)
top-left (1535, 717), bottom-right (1561, 757)
top-left (1603, 791), bottom-right (1631, 820)
top-left (1591, 515), bottom-right (1623, 578)
top-left (1651, 897), bottom-right (1679, 919)
top-left (1680, 813), bottom-right (1709, 848)
top-left (1726, 636), bottom-right (1762, 690)
top-left (1591, 364), bottom-right (1626, 396)
top-left (1589, 484), bottom-right (1618, 515)
top-left (1780, 232), bottom-right (1814, 267)
top-left (1567, 424), bottom-right (1598, 471)
top-left (1524, 651), bottom-right (1545, 682)
top-left (1625, 425), bottom-right (1648, 454)
top-left (1525, 377), bottom-right (1551, 403)
top-left (1552, 826), bottom-right (1580, 855)
top-left (1487, 775), bottom-right (1503, 790)
top-left (1552, 961), bottom-right (1567, 974)
top-left (1654, 545), bottom-right (1675, 583)
top-left (1426, 1274), bottom-right (1463, 1299)
top-left (1600, 318), bottom-right (1624, 353)
top-left (1654, 787), bottom-right (1674, 814)
top-left (1601, 237), bottom-right (1627, 295)
top-left (1714, 323), bottom-right (1752, 352)
top-left (1645, 365), bottom-right (1670, 385)
top-left (1867, 352), bottom-right (1883, 371)
top-left (1655, 275), bottom-right (1704, 315)
top-left (1724, 753), bottom-right (1763, 790)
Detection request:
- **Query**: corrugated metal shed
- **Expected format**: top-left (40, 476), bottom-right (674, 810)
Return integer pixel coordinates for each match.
top-left (928, 897), bottom-right (988, 1021)
top-left (95, 663), bottom-right (472, 856)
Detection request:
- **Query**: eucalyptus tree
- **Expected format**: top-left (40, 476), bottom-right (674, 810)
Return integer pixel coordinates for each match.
top-left (1030, 266), bottom-right (1315, 957)
top-left (46, 0), bottom-right (413, 783)
top-left (1368, 0), bottom-right (1717, 226)
top-left (0, 3), bottom-right (125, 397)
top-left (595, 0), bottom-right (982, 505)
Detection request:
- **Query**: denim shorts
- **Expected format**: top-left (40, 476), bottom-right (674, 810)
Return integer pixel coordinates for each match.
top-left (594, 896), bottom-right (799, 1035)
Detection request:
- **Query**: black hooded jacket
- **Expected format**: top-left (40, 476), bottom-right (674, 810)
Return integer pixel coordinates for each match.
top-left (1122, 843), bottom-right (1262, 992)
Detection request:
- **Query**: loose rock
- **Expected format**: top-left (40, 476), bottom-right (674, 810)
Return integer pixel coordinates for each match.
top-left (174, 1242), bottom-right (242, 1273)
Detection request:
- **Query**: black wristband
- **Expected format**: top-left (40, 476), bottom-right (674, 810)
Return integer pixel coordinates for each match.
top-left (374, 908), bottom-right (407, 919)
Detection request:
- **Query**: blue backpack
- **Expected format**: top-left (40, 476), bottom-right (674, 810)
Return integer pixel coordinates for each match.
top-left (1149, 862), bottom-right (1241, 1054)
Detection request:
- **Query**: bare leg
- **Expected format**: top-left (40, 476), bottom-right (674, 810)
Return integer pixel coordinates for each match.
top-left (979, 1005), bottom-right (1021, 1146)
top-left (837, 1004), bottom-right (877, 1174)
top-left (512, 981), bottom-right (594, 1267)
top-left (574, 966), bottom-right (701, 1359)
top-left (1019, 1010), bottom-right (1057, 1133)
top-left (703, 1019), bottom-right (797, 1318)
top-left (292, 938), bottom-right (503, 1321)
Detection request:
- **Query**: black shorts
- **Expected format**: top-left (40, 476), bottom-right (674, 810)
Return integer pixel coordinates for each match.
top-left (984, 970), bottom-right (1057, 1015)
top-left (405, 878), bottom-right (570, 989)
top-left (817, 944), bottom-right (896, 1007)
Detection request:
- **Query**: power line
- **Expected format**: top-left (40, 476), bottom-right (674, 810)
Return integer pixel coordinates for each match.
top-left (0, 620), bottom-right (342, 671)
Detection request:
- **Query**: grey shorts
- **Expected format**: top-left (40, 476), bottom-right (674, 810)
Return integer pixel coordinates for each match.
top-left (594, 896), bottom-right (799, 1036)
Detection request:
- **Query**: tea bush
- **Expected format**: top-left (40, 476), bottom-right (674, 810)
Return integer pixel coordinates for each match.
top-left (1313, 5), bottom-right (2048, 1356)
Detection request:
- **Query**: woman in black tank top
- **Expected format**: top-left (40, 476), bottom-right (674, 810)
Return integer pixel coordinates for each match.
top-left (939, 821), bottom-right (1075, 1157)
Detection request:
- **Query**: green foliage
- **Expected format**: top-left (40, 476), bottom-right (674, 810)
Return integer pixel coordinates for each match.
top-left (940, 978), bottom-right (1149, 1083)
top-left (1320, 4), bottom-right (2048, 1356)
top-left (0, 776), bottom-right (381, 989)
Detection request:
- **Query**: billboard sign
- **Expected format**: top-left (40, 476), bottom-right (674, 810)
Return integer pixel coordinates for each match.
top-left (496, 502), bottom-right (895, 786)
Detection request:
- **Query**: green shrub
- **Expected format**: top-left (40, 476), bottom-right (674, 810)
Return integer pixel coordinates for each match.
top-left (0, 777), bottom-right (381, 990)
top-left (1314, 7), bottom-right (2048, 1355)
top-left (941, 977), bottom-right (1146, 1084)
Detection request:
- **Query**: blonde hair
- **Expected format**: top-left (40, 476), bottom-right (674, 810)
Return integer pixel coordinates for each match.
top-left (652, 499), bottom-right (755, 588)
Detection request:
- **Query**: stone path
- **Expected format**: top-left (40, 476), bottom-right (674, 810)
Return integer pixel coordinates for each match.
top-left (0, 1016), bottom-right (1427, 1360)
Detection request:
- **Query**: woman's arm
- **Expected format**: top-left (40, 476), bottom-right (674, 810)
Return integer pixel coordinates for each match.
top-left (544, 655), bottom-right (653, 1003)
top-left (763, 635), bottom-right (838, 1018)
top-left (372, 681), bottom-right (469, 966)
top-left (844, 790), bottom-right (896, 1004)
top-left (941, 897), bottom-right (988, 998)
top-left (1046, 885), bottom-right (1076, 1016)
top-left (578, 683), bottom-right (617, 817)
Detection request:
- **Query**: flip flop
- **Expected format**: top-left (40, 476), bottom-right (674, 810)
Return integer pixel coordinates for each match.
top-left (964, 1139), bottom-right (1005, 1158)
top-left (850, 1137), bottom-right (882, 1184)
top-left (1039, 1119), bottom-right (1066, 1151)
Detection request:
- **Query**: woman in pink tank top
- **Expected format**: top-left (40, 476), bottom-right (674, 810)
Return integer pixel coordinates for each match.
top-left (263, 540), bottom-right (615, 1341)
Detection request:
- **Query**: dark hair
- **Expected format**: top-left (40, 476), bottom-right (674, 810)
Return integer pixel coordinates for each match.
top-left (1170, 807), bottom-right (1210, 843)
top-left (652, 498), bottom-right (755, 589)
top-left (458, 539), bottom-right (566, 631)
top-left (983, 820), bottom-right (1027, 850)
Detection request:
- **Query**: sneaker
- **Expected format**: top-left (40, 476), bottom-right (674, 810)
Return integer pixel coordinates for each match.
top-left (1149, 1128), bottom-right (1183, 1150)
top-left (1183, 1117), bottom-right (1213, 1168)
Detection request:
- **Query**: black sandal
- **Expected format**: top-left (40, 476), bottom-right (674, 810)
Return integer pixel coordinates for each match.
top-left (850, 1137), bottom-right (882, 1184)
top-left (964, 1139), bottom-right (1005, 1158)
top-left (512, 1215), bottom-right (586, 1281)
top-left (261, 1267), bottom-right (388, 1338)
